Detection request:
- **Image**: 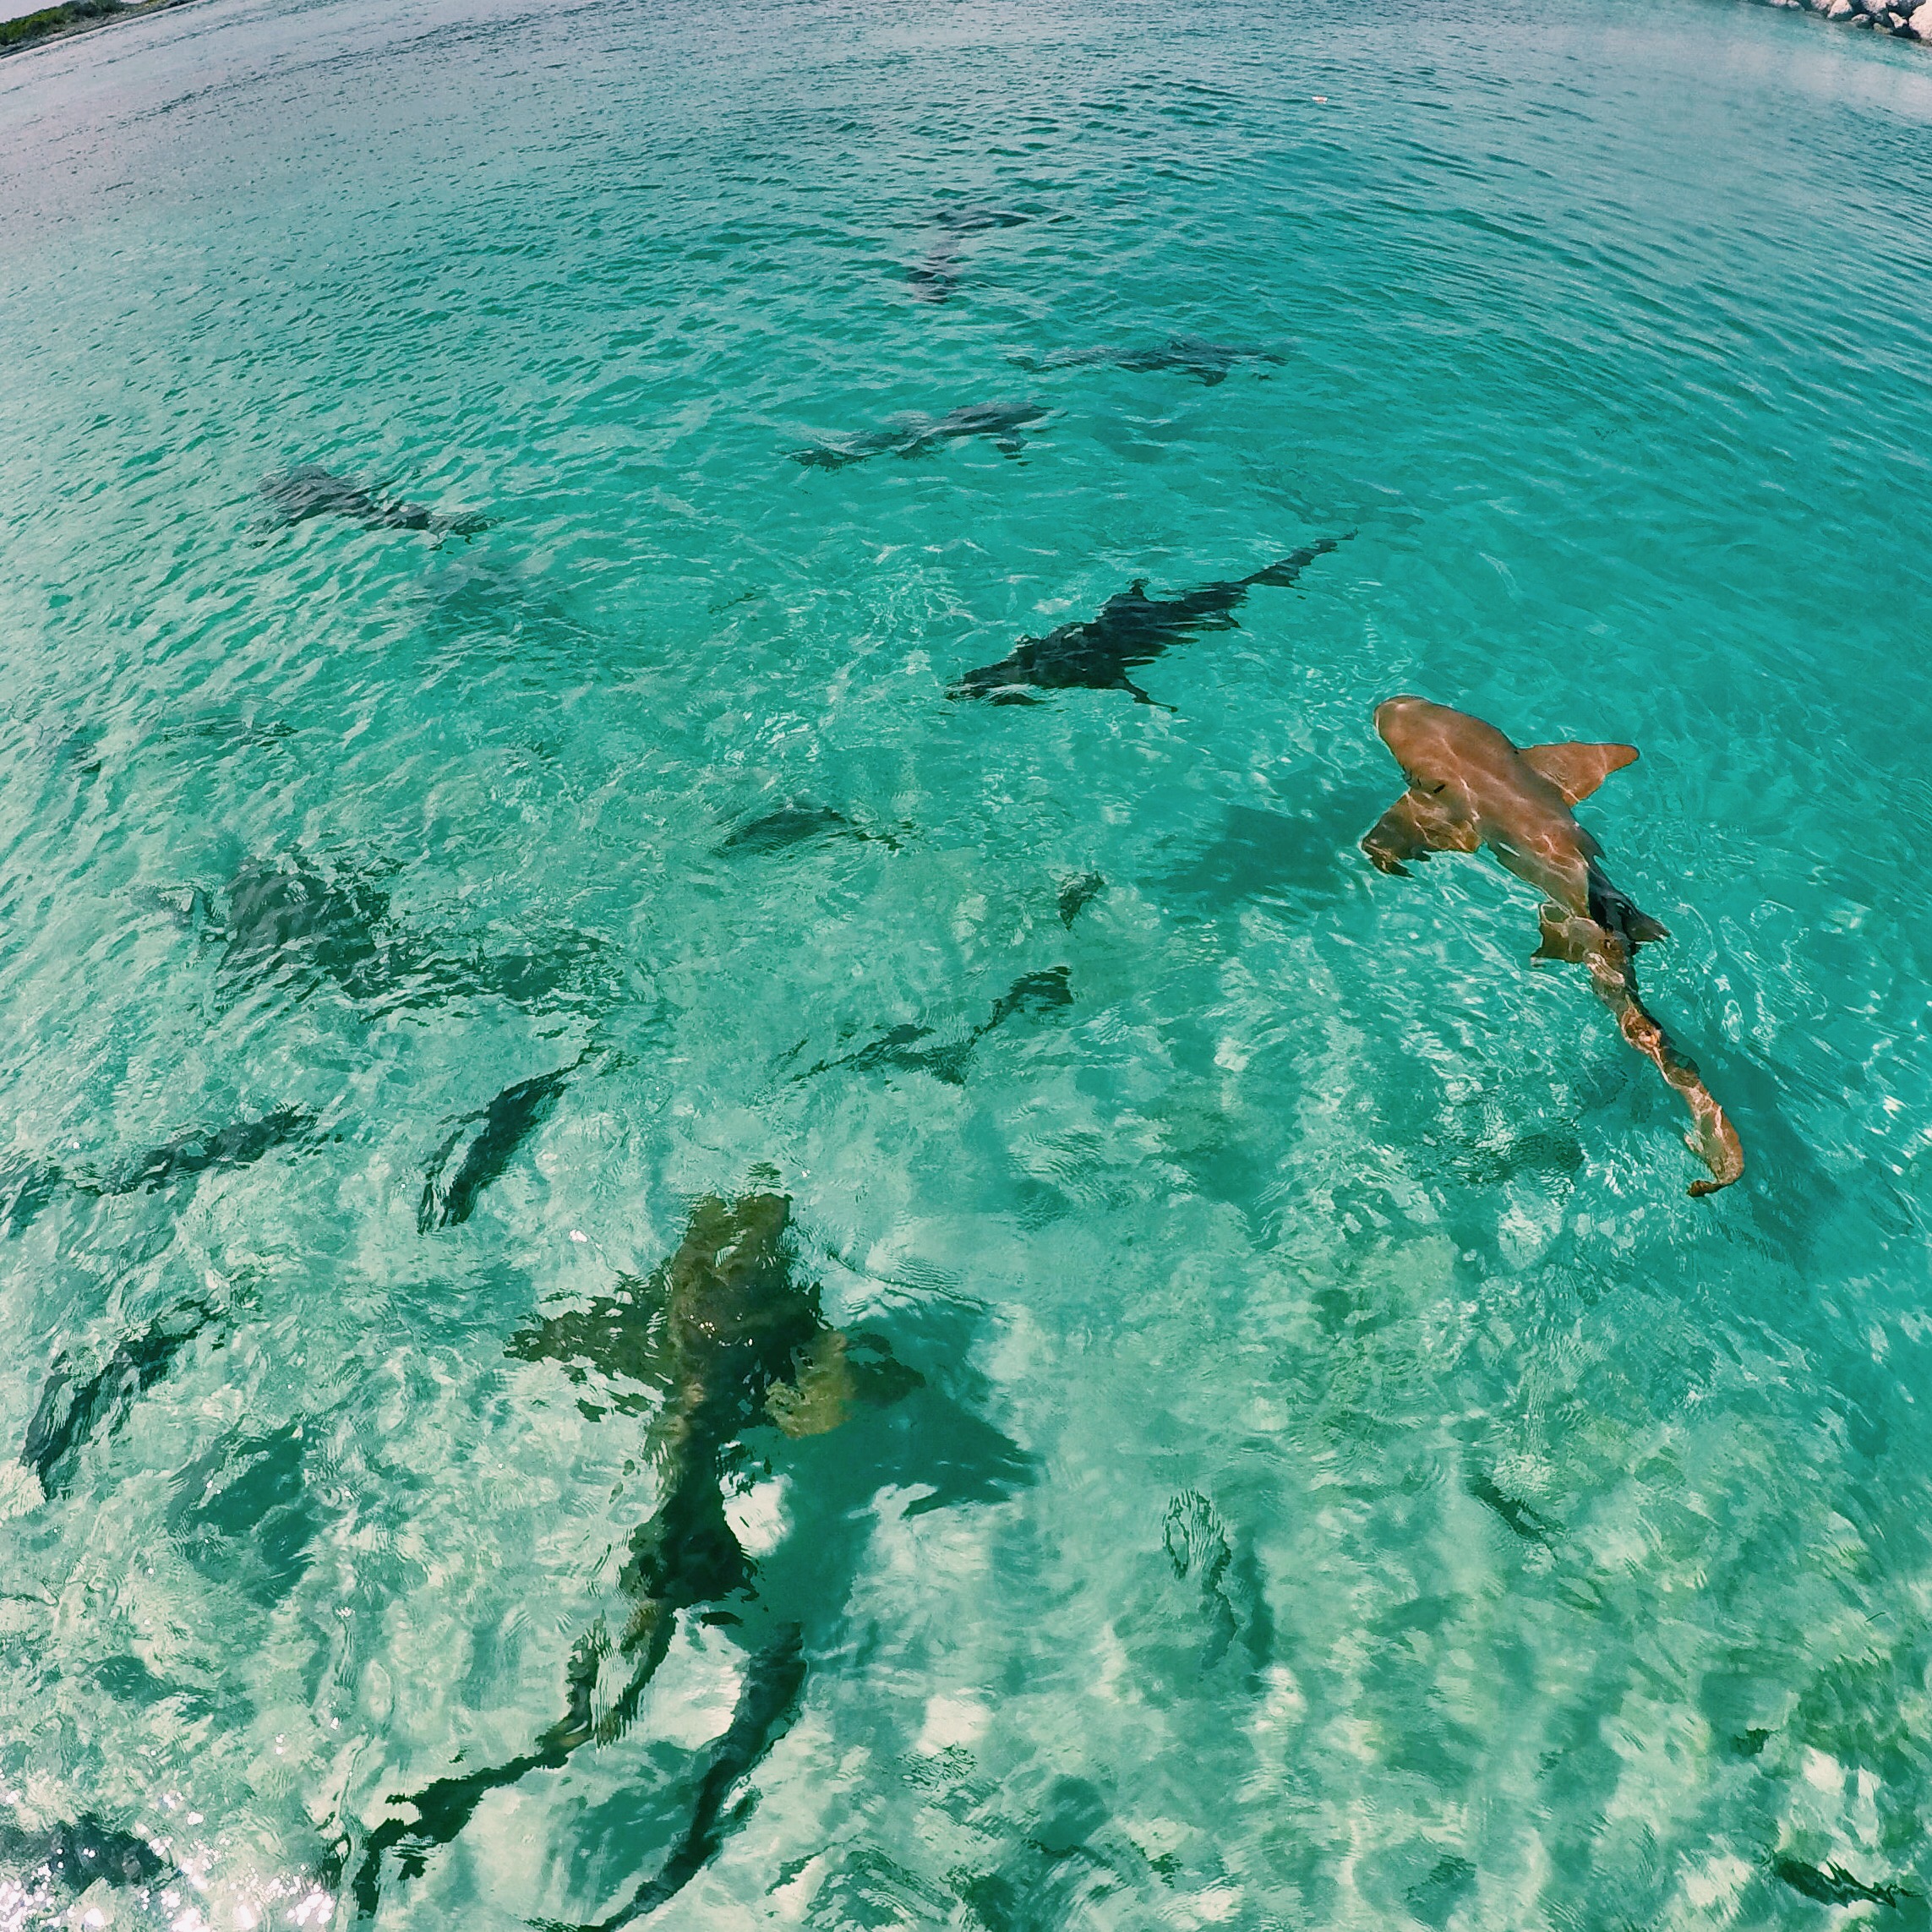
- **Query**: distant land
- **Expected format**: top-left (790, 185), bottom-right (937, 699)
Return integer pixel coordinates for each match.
top-left (1, 0), bottom-right (198, 57)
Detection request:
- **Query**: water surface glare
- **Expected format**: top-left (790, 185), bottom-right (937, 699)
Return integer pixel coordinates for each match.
top-left (2, 0), bottom-right (1931, 1924)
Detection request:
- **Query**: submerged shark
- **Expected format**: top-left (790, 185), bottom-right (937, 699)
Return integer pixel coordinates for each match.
top-left (419, 1066), bottom-right (573, 1230)
top-left (22, 1298), bottom-right (217, 1501)
top-left (210, 858), bottom-right (609, 1012)
top-left (796, 967), bottom-right (1074, 1085)
top-left (1056, 870), bottom-right (1106, 927)
top-left (907, 205), bottom-right (1028, 303)
top-left (1771, 1858), bottom-right (1907, 1909)
top-left (533, 1629), bottom-right (810, 1932)
top-left (1362, 696), bottom-right (1744, 1196)
top-left (0, 1110), bottom-right (316, 1238)
top-left (0, 1810), bottom-right (172, 1903)
top-left (257, 467), bottom-right (488, 537)
top-left (721, 803), bottom-right (903, 855)
top-left (789, 401), bottom-right (1051, 470)
top-left (1009, 336), bottom-right (1286, 386)
top-left (96, 1107), bottom-right (317, 1195)
top-left (218, 860), bottom-right (395, 997)
top-left (948, 537), bottom-right (1350, 707)
top-left (349, 1191), bottom-right (924, 1919)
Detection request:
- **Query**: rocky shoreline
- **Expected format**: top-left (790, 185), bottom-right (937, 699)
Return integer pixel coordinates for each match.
top-left (1755, 0), bottom-right (1932, 42)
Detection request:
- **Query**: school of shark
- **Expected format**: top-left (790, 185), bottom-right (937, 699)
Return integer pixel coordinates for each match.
top-left (0, 190), bottom-right (1768, 1928)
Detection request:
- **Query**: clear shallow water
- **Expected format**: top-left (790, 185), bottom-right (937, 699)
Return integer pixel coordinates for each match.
top-left (1, 0), bottom-right (1931, 1924)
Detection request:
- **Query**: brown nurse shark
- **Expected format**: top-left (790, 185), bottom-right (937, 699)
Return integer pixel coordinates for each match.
top-left (1362, 696), bottom-right (1744, 1197)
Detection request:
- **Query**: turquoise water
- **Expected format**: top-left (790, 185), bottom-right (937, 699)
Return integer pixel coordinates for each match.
top-left (2, 0), bottom-right (1932, 1923)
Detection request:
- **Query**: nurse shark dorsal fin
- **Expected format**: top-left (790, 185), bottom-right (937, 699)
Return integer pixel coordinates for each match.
top-left (1519, 741), bottom-right (1639, 805)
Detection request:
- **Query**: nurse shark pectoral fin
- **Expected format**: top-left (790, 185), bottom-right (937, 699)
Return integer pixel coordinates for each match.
top-left (1362, 695), bottom-right (1744, 1197)
top-left (1518, 740), bottom-right (1640, 805)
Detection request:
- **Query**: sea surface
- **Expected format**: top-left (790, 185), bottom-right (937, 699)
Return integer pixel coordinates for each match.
top-left (1, 0), bottom-right (1930, 1924)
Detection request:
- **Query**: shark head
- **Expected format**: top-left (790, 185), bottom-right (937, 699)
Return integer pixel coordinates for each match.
top-left (1372, 694), bottom-right (1471, 784)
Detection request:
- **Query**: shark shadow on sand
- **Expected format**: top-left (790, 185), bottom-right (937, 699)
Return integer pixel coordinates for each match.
top-left (1008, 336), bottom-right (1286, 386)
top-left (1362, 696), bottom-right (1744, 1196)
top-left (347, 1190), bottom-right (1029, 1926)
top-left (256, 467), bottom-right (488, 538)
top-left (790, 401), bottom-right (1051, 470)
top-left (793, 967), bottom-right (1073, 1086)
top-left (947, 535), bottom-right (1351, 707)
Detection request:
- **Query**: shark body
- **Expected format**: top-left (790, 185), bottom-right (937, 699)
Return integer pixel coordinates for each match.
top-left (418, 1067), bottom-right (572, 1230)
top-left (350, 1191), bottom-right (920, 1920)
top-left (1362, 696), bottom-right (1744, 1196)
top-left (1010, 336), bottom-right (1285, 386)
top-left (907, 205), bottom-right (1027, 303)
top-left (948, 538), bottom-right (1348, 707)
top-left (790, 401), bottom-right (1050, 470)
top-left (258, 467), bottom-right (488, 537)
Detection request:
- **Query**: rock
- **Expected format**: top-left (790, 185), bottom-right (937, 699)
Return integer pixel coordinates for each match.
top-left (1827, 0), bottom-right (1853, 14)
top-left (1911, 0), bottom-right (1932, 33)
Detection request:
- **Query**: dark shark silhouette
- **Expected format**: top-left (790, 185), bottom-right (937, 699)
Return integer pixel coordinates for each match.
top-left (1467, 1470), bottom-right (1556, 1544)
top-left (1056, 871), bottom-right (1106, 927)
top-left (532, 1629), bottom-right (808, 1932)
top-left (790, 401), bottom-right (1050, 471)
top-left (349, 1191), bottom-right (938, 1918)
top-left (257, 467), bottom-right (488, 537)
top-left (22, 1299), bottom-right (217, 1500)
top-left (721, 803), bottom-right (903, 855)
top-left (948, 536), bottom-right (1350, 707)
top-left (218, 860), bottom-right (393, 996)
top-left (1362, 696), bottom-right (1744, 1196)
top-left (0, 1108), bottom-right (315, 1237)
top-left (907, 205), bottom-right (1028, 303)
top-left (1009, 336), bottom-right (1286, 386)
top-left (1771, 1858), bottom-right (1907, 1909)
top-left (209, 859), bottom-right (609, 1013)
top-left (0, 1810), bottom-right (172, 1902)
top-left (418, 1066), bottom-right (574, 1230)
top-left (98, 1108), bottom-right (317, 1195)
top-left (348, 1189), bottom-right (1028, 1922)
top-left (796, 967), bottom-right (1073, 1085)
